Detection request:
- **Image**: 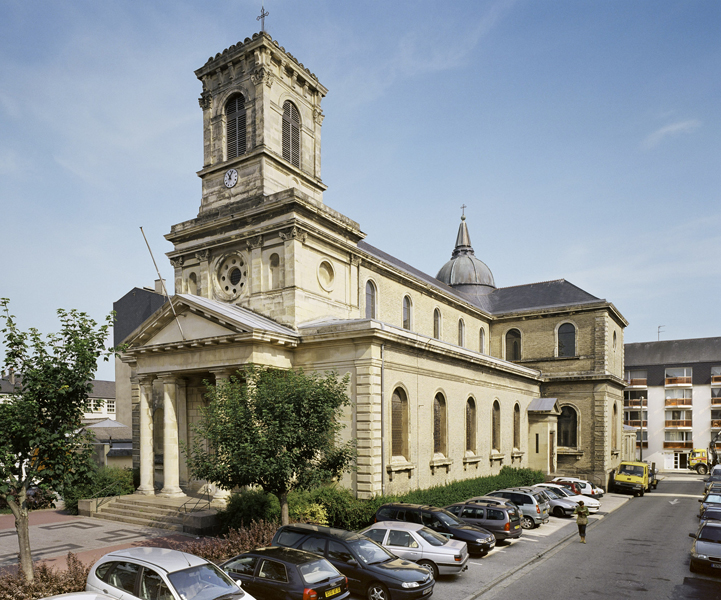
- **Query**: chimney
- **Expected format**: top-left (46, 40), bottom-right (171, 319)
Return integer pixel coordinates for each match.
top-left (154, 278), bottom-right (166, 295)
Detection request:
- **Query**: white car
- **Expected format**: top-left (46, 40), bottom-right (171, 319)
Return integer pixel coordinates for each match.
top-left (551, 476), bottom-right (604, 498)
top-left (535, 483), bottom-right (601, 513)
top-left (41, 595), bottom-right (115, 600)
top-left (86, 547), bottom-right (254, 600)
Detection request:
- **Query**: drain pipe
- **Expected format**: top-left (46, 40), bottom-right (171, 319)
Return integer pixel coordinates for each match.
top-left (380, 342), bottom-right (386, 497)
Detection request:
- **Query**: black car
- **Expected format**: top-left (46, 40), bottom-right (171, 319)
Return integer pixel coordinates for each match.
top-left (271, 524), bottom-right (434, 600)
top-left (700, 507), bottom-right (721, 523)
top-left (374, 503), bottom-right (496, 556)
top-left (221, 546), bottom-right (350, 600)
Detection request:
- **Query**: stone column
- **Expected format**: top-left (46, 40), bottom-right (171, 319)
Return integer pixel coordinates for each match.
top-left (159, 374), bottom-right (185, 498)
top-left (209, 368), bottom-right (235, 502)
top-left (136, 376), bottom-right (156, 495)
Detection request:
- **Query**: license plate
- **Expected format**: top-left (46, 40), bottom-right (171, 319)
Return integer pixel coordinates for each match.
top-left (514, 525), bottom-right (520, 529)
top-left (325, 587), bottom-right (341, 597)
top-left (712, 564), bottom-right (721, 570)
top-left (423, 587), bottom-right (433, 595)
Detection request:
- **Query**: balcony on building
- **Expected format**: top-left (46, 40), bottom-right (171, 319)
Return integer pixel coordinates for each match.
top-left (712, 419), bottom-right (721, 429)
top-left (625, 420), bottom-right (648, 428)
top-left (664, 441), bottom-right (693, 449)
top-left (665, 367), bottom-right (692, 386)
top-left (712, 392), bottom-right (721, 406)
top-left (665, 419), bottom-right (693, 428)
top-left (665, 397), bottom-right (692, 407)
top-left (625, 370), bottom-right (647, 389)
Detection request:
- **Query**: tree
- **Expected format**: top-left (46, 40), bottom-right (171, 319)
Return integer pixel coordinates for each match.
top-left (186, 365), bottom-right (356, 525)
top-left (0, 299), bottom-right (114, 581)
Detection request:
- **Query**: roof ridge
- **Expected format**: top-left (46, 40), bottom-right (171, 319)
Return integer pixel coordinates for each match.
top-left (496, 279), bottom-right (566, 291)
top-left (626, 336), bottom-right (721, 345)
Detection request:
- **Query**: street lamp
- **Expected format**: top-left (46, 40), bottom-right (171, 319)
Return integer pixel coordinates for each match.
top-left (639, 396), bottom-right (645, 461)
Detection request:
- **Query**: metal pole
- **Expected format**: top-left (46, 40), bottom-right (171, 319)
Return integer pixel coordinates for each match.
top-left (639, 396), bottom-right (645, 461)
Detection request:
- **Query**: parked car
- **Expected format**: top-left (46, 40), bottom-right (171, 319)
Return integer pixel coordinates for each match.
top-left (221, 546), bottom-right (349, 600)
top-left (374, 503), bottom-right (496, 556)
top-left (689, 519), bottom-right (721, 573)
top-left (550, 479), bottom-right (584, 496)
top-left (272, 523), bottom-right (434, 600)
top-left (704, 473), bottom-right (721, 493)
top-left (551, 477), bottom-right (604, 499)
top-left (699, 492), bottom-right (721, 517)
top-left (533, 483), bottom-right (601, 513)
top-left (41, 595), bottom-right (115, 600)
top-left (700, 507), bottom-right (721, 523)
top-left (444, 501), bottom-right (522, 541)
top-left (484, 488), bottom-right (551, 529)
top-left (531, 485), bottom-right (577, 518)
top-left (360, 521), bottom-right (469, 578)
top-left (86, 547), bottom-right (253, 600)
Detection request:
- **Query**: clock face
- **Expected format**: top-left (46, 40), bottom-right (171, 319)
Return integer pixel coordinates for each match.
top-left (224, 169), bottom-right (238, 188)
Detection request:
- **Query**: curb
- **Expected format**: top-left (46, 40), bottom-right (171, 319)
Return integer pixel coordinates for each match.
top-left (461, 495), bottom-right (632, 600)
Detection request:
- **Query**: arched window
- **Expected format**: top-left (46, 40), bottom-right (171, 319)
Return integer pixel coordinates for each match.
top-left (466, 398), bottom-right (476, 453)
top-left (513, 403), bottom-right (521, 449)
top-left (365, 281), bottom-right (377, 319)
top-left (612, 403), bottom-right (618, 450)
top-left (492, 400), bottom-right (501, 452)
top-left (391, 388), bottom-right (409, 459)
top-left (226, 95), bottom-right (246, 160)
top-left (402, 296), bottom-right (412, 330)
top-left (433, 309), bottom-right (441, 339)
top-left (480, 328), bottom-right (485, 354)
top-left (558, 406), bottom-right (578, 447)
top-left (506, 329), bottom-right (521, 361)
top-left (187, 272), bottom-right (198, 295)
top-left (558, 323), bottom-right (576, 357)
top-left (282, 100), bottom-right (301, 167)
top-left (269, 253), bottom-right (281, 290)
top-left (433, 393), bottom-right (447, 456)
top-left (458, 319), bottom-right (465, 347)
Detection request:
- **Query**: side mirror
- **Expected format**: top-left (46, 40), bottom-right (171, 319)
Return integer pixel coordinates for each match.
top-left (689, 533), bottom-right (696, 538)
top-left (699, 499), bottom-right (703, 502)
top-left (347, 558), bottom-right (358, 566)
top-left (410, 541), bottom-right (419, 549)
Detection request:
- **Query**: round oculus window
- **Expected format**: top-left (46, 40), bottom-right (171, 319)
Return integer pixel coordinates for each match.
top-left (217, 254), bottom-right (247, 299)
top-left (318, 260), bottom-right (335, 291)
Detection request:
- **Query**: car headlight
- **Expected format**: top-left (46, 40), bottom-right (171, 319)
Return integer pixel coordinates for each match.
top-left (692, 552), bottom-right (708, 560)
top-left (476, 538), bottom-right (488, 544)
top-left (402, 581), bottom-right (421, 588)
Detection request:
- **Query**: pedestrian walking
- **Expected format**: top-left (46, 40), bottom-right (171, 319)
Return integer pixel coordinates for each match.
top-left (574, 499), bottom-right (590, 543)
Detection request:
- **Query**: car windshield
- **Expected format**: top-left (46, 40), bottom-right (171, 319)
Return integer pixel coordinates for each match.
top-left (704, 495), bottom-right (721, 504)
top-left (709, 475), bottom-right (721, 483)
top-left (541, 488), bottom-right (560, 499)
top-left (550, 487), bottom-right (572, 498)
top-left (698, 527), bottom-right (721, 543)
top-left (299, 559), bottom-right (339, 585)
top-left (168, 564), bottom-right (240, 600)
top-left (618, 465), bottom-right (644, 476)
top-left (435, 510), bottom-right (463, 526)
top-left (348, 539), bottom-right (394, 565)
top-left (417, 527), bottom-right (448, 546)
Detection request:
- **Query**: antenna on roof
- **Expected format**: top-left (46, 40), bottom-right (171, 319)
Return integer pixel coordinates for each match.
top-left (139, 227), bottom-right (186, 341)
top-left (657, 325), bottom-right (665, 342)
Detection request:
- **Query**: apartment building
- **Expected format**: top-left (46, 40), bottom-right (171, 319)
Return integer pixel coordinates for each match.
top-left (624, 337), bottom-right (721, 470)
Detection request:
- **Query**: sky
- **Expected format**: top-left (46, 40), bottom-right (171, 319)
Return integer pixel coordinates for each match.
top-left (1, 0), bottom-right (719, 381)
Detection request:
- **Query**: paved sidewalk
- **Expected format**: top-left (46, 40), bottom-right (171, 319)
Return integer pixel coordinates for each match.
top-left (0, 509), bottom-right (194, 573)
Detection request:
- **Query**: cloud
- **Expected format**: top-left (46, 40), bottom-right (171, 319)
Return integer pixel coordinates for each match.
top-left (642, 119), bottom-right (701, 150)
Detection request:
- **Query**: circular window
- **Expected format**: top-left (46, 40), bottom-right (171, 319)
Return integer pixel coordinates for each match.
top-left (318, 260), bottom-right (335, 291)
top-left (216, 254), bottom-right (247, 299)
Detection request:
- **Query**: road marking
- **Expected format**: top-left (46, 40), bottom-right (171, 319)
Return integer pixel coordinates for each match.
top-left (645, 493), bottom-right (702, 498)
top-left (669, 499), bottom-right (679, 505)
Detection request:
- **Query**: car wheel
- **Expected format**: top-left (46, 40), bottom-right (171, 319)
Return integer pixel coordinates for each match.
top-left (690, 560), bottom-right (699, 573)
top-left (367, 582), bottom-right (390, 600)
top-left (418, 560), bottom-right (438, 579)
top-left (521, 516), bottom-right (534, 529)
top-left (697, 464), bottom-right (709, 475)
top-left (639, 489), bottom-right (645, 497)
top-left (553, 506), bottom-right (565, 518)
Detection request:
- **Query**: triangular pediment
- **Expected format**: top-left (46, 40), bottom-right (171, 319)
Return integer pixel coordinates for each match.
top-left (145, 311), bottom-right (236, 345)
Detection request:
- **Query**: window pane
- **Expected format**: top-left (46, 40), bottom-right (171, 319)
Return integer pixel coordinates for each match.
top-left (506, 330), bottom-right (521, 361)
top-left (300, 537), bottom-right (326, 556)
top-left (107, 562), bottom-right (139, 594)
top-left (139, 568), bottom-right (173, 600)
top-left (558, 323), bottom-right (575, 357)
top-left (387, 530), bottom-right (413, 547)
top-left (258, 560), bottom-right (288, 583)
top-left (365, 281), bottom-right (376, 319)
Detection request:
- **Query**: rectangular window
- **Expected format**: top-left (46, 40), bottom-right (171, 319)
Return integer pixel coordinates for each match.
top-left (625, 370), bottom-right (647, 385)
top-left (664, 431), bottom-right (692, 442)
top-left (535, 433), bottom-right (539, 454)
top-left (712, 366), bottom-right (721, 384)
top-left (106, 400), bottom-right (115, 413)
top-left (636, 430), bottom-right (648, 442)
top-left (665, 367), bottom-right (692, 385)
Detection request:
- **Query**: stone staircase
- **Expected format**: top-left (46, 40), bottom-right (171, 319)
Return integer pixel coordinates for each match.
top-left (81, 494), bottom-right (220, 535)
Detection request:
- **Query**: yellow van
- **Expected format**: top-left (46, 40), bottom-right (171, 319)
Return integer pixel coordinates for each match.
top-left (612, 461), bottom-right (658, 496)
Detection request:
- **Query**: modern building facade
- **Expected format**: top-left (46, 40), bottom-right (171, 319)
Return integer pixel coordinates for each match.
top-left (623, 337), bottom-right (721, 469)
top-left (116, 31), bottom-right (628, 500)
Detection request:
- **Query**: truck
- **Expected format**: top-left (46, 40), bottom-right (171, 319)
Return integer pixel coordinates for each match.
top-left (689, 431), bottom-right (721, 475)
top-left (611, 461), bottom-right (658, 496)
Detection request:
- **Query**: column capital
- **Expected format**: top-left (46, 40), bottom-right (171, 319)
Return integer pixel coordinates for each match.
top-left (157, 372), bottom-right (185, 384)
top-left (135, 374), bottom-right (157, 386)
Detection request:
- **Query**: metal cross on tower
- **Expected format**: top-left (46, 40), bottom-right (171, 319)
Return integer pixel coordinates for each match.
top-left (257, 4), bottom-right (269, 32)
top-left (461, 204), bottom-right (467, 218)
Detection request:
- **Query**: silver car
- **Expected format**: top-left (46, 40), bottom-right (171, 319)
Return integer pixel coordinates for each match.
top-left (360, 521), bottom-right (469, 579)
top-left (689, 519), bottom-right (721, 573)
top-left (86, 547), bottom-right (254, 600)
top-left (531, 485), bottom-right (577, 518)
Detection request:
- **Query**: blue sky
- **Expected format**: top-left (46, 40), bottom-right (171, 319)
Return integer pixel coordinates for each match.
top-left (1, 0), bottom-right (719, 381)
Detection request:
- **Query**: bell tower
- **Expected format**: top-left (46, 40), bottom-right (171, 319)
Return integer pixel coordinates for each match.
top-left (194, 32), bottom-right (327, 214)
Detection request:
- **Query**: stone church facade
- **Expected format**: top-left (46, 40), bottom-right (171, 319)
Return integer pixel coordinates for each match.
top-left (117, 32), bottom-right (628, 499)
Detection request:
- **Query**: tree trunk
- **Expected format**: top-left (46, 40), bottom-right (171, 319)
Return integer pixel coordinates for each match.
top-left (7, 491), bottom-right (33, 581)
top-left (280, 492), bottom-right (289, 525)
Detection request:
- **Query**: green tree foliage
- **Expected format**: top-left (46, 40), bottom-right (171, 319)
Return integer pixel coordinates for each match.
top-left (0, 299), bottom-right (114, 581)
top-left (185, 365), bottom-right (356, 525)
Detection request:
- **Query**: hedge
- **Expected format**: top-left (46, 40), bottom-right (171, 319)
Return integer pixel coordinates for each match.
top-left (218, 466), bottom-right (545, 531)
top-left (62, 466), bottom-right (135, 515)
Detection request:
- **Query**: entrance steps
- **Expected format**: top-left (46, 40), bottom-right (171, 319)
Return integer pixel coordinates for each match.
top-left (80, 494), bottom-right (220, 535)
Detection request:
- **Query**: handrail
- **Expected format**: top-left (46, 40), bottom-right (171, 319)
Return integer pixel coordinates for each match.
top-left (180, 486), bottom-right (214, 513)
top-left (88, 478), bottom-right (130, 510)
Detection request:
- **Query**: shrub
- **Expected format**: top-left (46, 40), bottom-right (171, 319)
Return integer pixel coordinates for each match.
top-left (289, 502), bottom-right (328, 526)
top-left (62, 466), bottom-right (135, 515)
top-left (0, 553), bottom-right (90, 600)
top-left (0, 488), bottom-right (56, 512)
top-left (216, 489), bottom-right (280, 533)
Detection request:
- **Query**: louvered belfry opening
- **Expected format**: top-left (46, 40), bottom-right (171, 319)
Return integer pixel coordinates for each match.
top-left (392, 388), bottom-right (408, 459)
top-left (282, 100), bottom-right (301, 167)
top-left (433, 393), bottom-right (447, 455)
top-left (226, 95), bottom-right (247, 160)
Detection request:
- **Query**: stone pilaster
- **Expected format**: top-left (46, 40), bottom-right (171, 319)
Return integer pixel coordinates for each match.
top-left (136, 375), bottom-right (156, 495)
top-left (355, 356), bottom-right (383, 499)
top-left (159, 374), bottom-right (185, 497)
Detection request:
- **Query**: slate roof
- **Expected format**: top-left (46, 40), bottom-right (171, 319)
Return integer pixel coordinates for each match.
top-left (527, 398), bottom-right (561, 413)
top-left (358, 241), bottom-right (602, 315)
top-left (89, 380), bottom-right (115, 399)
top-left (625, 337), bottom-right (721, 367)
top-left (176, 294), bottom-right (299, 337)
top-left (87, 425), bottom-right (132, 443)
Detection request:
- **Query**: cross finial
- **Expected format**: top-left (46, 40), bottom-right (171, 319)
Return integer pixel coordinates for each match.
top-left (257, 3), bottom-right (269, 32)
top-left (460, 204), bottom-right (467, 220)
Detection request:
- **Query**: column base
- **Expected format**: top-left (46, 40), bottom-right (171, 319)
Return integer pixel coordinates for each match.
top-left (135, 486), bottom-right (156, 496)
top-left (159, 487), bottom-right (185, 498)
top-left (213, 487), bottom-right (231, 503)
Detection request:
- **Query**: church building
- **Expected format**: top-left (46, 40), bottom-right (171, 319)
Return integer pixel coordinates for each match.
top-left (117, 32), bottom-right (629, 500)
